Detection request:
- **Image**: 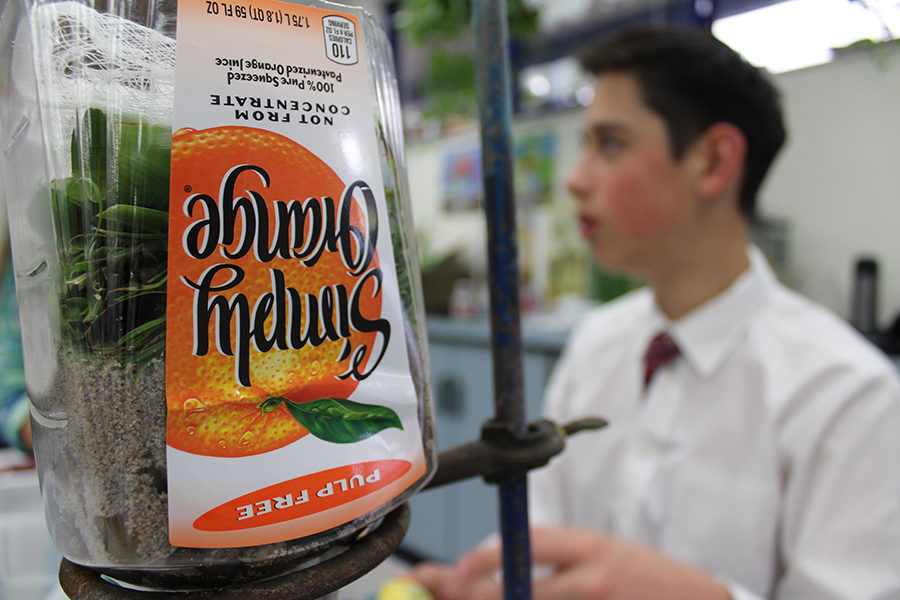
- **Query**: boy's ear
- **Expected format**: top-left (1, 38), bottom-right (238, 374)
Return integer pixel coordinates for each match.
top-left (692, 122), bottom-right (747, 200)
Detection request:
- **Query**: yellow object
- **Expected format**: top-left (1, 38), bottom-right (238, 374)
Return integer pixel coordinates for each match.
top-left (376, 577), bottom-right (433, 600)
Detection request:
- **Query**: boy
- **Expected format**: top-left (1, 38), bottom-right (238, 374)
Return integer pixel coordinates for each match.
top-left (412, 25), bottom-right (900, 599)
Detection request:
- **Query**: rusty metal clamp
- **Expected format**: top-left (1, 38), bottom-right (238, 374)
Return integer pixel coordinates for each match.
top-left (425, 416), bottom-right (608, 489)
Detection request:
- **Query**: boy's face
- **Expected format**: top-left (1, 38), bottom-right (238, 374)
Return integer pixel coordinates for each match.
top-left (566, 72), bottom-right (702, 278)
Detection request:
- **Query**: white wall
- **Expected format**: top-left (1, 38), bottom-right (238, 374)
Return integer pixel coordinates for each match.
top-left (405, 45), bottom-right (900, 326)
top-left (761, 46), bottom-right (900, 326)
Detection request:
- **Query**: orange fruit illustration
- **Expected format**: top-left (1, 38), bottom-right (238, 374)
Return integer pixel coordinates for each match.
top-left (166, 126), bottom-right (382, 457)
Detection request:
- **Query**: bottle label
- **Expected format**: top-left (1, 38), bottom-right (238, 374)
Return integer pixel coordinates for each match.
top-left (165, 0), bottom-right (425, 548)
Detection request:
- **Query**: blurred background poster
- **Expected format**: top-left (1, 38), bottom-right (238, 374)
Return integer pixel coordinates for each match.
top-left (441, 130), bottom-right (557, 213)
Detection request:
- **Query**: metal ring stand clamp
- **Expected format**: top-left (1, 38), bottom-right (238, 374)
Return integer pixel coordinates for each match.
top-left (426, 416), bottom-right (609, 490)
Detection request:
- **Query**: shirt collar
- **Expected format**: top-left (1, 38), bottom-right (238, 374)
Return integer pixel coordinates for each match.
top-left (649, 246), bottom-right (777, 378)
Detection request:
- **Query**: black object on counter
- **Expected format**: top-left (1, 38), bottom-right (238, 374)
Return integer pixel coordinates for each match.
top-left (852, 257), bottom-right (879, 336)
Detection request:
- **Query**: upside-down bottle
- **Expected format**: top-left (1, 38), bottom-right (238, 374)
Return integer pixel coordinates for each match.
top-left (0, 0), bottom-right (435, 591)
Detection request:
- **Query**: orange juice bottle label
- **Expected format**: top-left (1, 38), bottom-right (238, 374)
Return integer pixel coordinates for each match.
top-left (166, 0), bottom-right (425, 548)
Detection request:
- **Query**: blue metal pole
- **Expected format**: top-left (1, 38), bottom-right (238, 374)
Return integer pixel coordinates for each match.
top-left (471, 1), bottom-right (532, 599)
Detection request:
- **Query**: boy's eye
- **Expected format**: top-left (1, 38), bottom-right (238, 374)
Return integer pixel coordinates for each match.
top-left (581, 127), bottom-right (625, 156)
top-left (598, 136), bottom-right (623, 154)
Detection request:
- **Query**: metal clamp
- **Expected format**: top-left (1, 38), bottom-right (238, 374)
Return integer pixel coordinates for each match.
top-left (425, 416), bottom-right (608, 489)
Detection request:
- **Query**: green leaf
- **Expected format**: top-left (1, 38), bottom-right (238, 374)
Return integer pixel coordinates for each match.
top-left (71, 108), bottom-right (109, 187)
top-left (275, 397), bottom-right (403, 444)
top-left (70, 109), bottom-right (172, 212)
top-left (94, 229), bottom-right (168, 241)
top-left (54, 108), bottom-right (171, 368)
top-left (50, 177), bottom-right (98, 251)
top-left (258, 397), bottom-right (283, 413)
top-left (116, 120), bottom-right (172, 211)
top-left (133, 338), bottom-right (166, 376)
top-left (51, 177), bottom-right (101, 210)
top-left (117, 316), bottom-right (166, 347)
top-left (96, 204), bottom-right (169, 233)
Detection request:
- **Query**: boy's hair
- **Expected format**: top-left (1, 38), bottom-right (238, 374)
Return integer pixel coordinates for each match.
top-left (578, 25), bottom-right (786, 218)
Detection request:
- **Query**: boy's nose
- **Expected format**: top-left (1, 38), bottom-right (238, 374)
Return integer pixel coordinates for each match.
top-left (565, 159), bottom-right (591, 201)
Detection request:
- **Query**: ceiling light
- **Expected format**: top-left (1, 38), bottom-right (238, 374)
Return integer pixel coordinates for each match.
top-left (713, 0), bottom-right (900, 73)
top-left (526, 73), bottom-right (552, 97)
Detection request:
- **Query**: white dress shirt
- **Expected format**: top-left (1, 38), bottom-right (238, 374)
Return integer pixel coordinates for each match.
top-left (530, 248), bottom-right (900, 599)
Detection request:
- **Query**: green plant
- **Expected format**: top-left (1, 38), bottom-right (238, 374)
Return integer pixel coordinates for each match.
top-left (51, 108), bottom-right (169, 369)
top-left (395, 0), bottom-right (540, 120)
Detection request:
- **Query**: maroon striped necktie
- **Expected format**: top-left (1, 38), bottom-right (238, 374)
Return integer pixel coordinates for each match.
top-left (643, 332), bottom-right (680, 388)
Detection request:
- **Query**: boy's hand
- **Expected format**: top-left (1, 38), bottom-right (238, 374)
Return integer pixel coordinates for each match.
top-left (408, 525), bottom-right (732, 600)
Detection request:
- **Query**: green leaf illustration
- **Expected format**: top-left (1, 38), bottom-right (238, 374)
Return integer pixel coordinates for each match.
top-left (261, 397), bottom-right (403, 444)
